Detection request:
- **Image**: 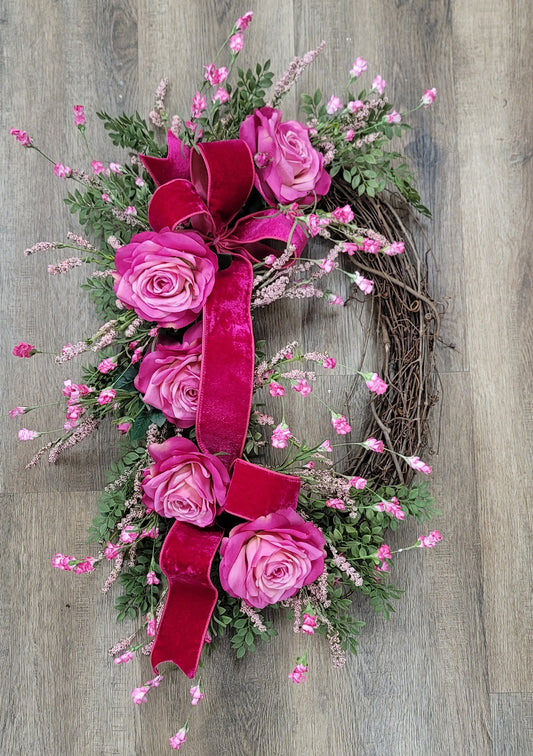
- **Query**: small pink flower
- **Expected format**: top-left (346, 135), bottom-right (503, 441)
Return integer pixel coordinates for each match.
top-left (109, 162), bottom-right (121, 173)
top-left (148, 327), bottom-right (159, 337)
top-left (97, 388), bottom-right (116, 405)
top-left (131, 686), bottom-right (149, 705)
top-left (319, 440), bottom-right (332, 452)
top-left (349, 476), bottom-right (367, 489)
top-left (13, 342), bottom-right (36, 358)
top-left (124, 206), bottom-right (137, 215)
top-left (364, 372), bottom-right (388, 395)
top-left (91, 160), bottom-right (105, 174)
top-left (236, 11), bottom-right (253, 30)
top-left (332, 205), bottom-right (355, 224)
top-left (97, 358), bottom-right (116, 374)
top-left (301, 613), bottom-right (317, 635)
top-left (419, 531), bottom-right (442, 548)
top-left (212, 87), bottom-right (230, 104)
top-left (331, 414), bottom-right (351, 435)
top-left (264, 254), bottom-right (277, 265)
top-left (10, 128), bottom-right (32, 146)
top-left (345, 129), bottom-right (355, 142)
top-left (384, 241), bottom-right (404, 256)
top-left (422, 88), bottom-right (437, 108)
top-left (372, 75), bottom-right (386, 94)
top-left (350, 57), bottom-right (368, 78)
top-left (120, 526), bottom-right (138, 544)
top-left (146, 613), bottom-right (156, 637)
top-left (52, 553), bottom-right (74, 571)
top-left (116, 421), bottom-right (131, 435)
top-left (326, 498), bottom-right (346, 510)
top-left (377, 544), bottom-right (391, 561)
top-left (363, 437), bottom-right (384, 453)
top-left (271, 423), bottom-right (291, 449)
top-left (9, 406), bottom-right (28, 417)
top-left (386, 110), bottom-right (401, 124)
top-left (320, 258), bottom-right (335, 273)
top-left (405, 456), bottom-right (432, 474)
top-left (141, 526), bottom-right (159, 539)
top-left (304, 461), bottom-right (314, 469)
top-left (204, 64), bottom-right (228, 86)
top-left (73, 105), bottom-right (86, 126)
top-left (354, 272), bottom-right (374, 295)
top-left (101, 193), bottom-right (110, 203)
top-left (362, 238), bottom-right (381, 254)
top-left (131, 347), bottom-right (143, 364)
top-left (328, 294), bottom-right (345, 306)
top-left (347, 100), bottom-right (364, 113)
top-left (169, 728), bottom-right (187, 750)
top-left (306, 214), bottom-right (330, 237)
top-left (293, 379), bottom-right (312, 397)
top-left (146, 571), bottom-right (160, 586)
top-left (18, 428), bottom-right (40, 441)
top-left (326, 95), bottom-right (343, 115)
top-left (190, 685), bottom-right (204, 705)
top-left (229, 33), bottom-right (244, 53)
top-left (269, 381), bottom-right (285, 397)
top-left (375, 497), bottom-right (405, 520)
top-left (114, 650), bottom-right (135, 665)
top-left (191, 91), bottom-right (207, 118)
top-left (289, 663), bottom-right (308, 683)
top-left (74, 557), bottom-right (96, 574)
top-left (104, 542), bottom-right (120, 560)
top-left (323, 357), bottom-right (336, 369)
top-left (135, 177), bottom-right (144, 187)
top-left (53, 163), bottom-right (71, 179)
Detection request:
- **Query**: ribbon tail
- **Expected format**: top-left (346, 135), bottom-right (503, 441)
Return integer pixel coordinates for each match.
top-left (224, 459), bottom-right (301, 520)
top-left (196, 256), bottom-right (255, 471)
top-left (151, 521), bottom-right (223, 679)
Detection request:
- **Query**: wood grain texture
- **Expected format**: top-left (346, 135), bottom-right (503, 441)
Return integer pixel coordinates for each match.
top-left (1, 1), bottom-right (531, 754)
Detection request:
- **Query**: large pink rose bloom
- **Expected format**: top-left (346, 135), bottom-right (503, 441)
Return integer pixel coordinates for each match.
top-left (142, 436), bottom-right (230, 526)
top-left (219, 508), bottom-right (326, 608)
top-left (239, 107), bottom-right (331, 206)
top-left (114, 230), bottom-right (217, 329)
top-left (134, 323), bottom-right (202, 427)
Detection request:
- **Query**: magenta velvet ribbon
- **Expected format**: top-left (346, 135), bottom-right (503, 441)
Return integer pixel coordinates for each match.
top-left (148, 135), bottom-right (305, 678)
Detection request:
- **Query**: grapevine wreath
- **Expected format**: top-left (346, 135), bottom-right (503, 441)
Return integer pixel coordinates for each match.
top-left (11, 11), bottom-right (442, 750)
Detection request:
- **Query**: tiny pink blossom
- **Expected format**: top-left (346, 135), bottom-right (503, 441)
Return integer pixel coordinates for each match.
top-left (384, 241), bottom-right (404, 255)
top-left (293, 379), bottom-right (312, 397)
top-left (306, 213), bottom-right (330, 237)
top-left (323, 357), bottom-right (336, 369)
top-left (363, 437), bottom-right (384, 453)
top-left (269, 381), bottom-right (285, 397)
top-left (326, 95), bottom-right (343, 115)
top-left (319, 440), bottom-right (332, 452)
top-left (212, 87), bottom-right (230, 104)
top-left (116, 421), bottom-right (131, 435)
top-left (120, 526), bottom-right (138, 544)
top-left (304, 461), bottom-right (314, 469)
top-left (236, 11), bottom-right (253, 30)
top-left (354, 272), bottom-right (374, 295)
top-left (301, 614), bottom-right (317, 635)
top-left (74, 557), bottom-right (96, 574)
top-left (13, 342), bottom-right (36, 358)
top-left (349, 476), bottom-right (367, 489)
top-left (97, 388), bottom-right (116, 405)
top-left (342, 242), bottom-right (359, 255)
top-left (332, 205), bottom-right (354, 224)
top-left (362, 237), bottom-right (381, 254)
top-left (328, 294), bottom-right (345, 306)
top-left (114, 650), bottom-right (135, 665)
top-left (148, 327), bottom-right (159, 337)
top-left (326, 498), bottom-right (346, 510)
top-left (386, 110), bottom-right (401, 124)
top-left (18, 428), bottom-right (40, 441)
top-left (190, 685), bottom-right (204, 705)
top-left (204, 64), bottom-right (228, 86)
top-left (289, 663), bottom-right (308, 683)
top-left (52, 553), bottom-right (75, 571)
top-left (101, 193), bottom-right (110, 203)
top-left (345, 129), bottom-right (355, 142)
top-left (419, 531), bottom-right (442, 548)
top-left (146, 613), bottom-right (156, 637)
top-left (97, 358), bottom-right (116, 374)
top-left (131, 347), bottom-right (143, 364)
top-left (109, 162), bottom-right (121, 173)
top-left (271, 423), bottom-right (291, 449)
top-left (347, 100), bottom-right (364, 112)
top-left (375, 496), bottom-right (405, 520)
top-left (169, 728), bottom-right (187, 750)
top-left (422, 88), bottom-right (437, 108)
top-left (377, 544), bottom-right (391, 561)
top-left (331, 414), bottom-right (351, 435)
top-left (191, 91), bottom-right (207, 118)
top-left (406, 455), bottom-right (432, 475)
top-left (135, 177), bottom-right (144, 187)
top-left (104, 542), bottom-right (120, 560)
top-left (364, 372), bottom-right (388, 395)
top-left (9, 406), bottom-right (28, 417)
top-left (146, 571), bottom-right (160, 586)
top-left (91, 160), bottom-right (105, 174)
top-left (124, 206), bottom-right (137, 215)
top-left (53, 163), bottom-right (71, 179)
top-left (73, 105), bottom-right (86, 126)
top-left (350, 57), bottom-right (368, 78)
top-left (10, 128), bottom-right (32, 146)
top-left (229, 33), bottom-right (244, 53)
top-left (372, 75), bottom-right (386, 94)
top-left (264, 254), bottom-right (277, 265)
top-left (141, 526), bottom-right (159, 539)
top-left (131, 686), bottom-right (149, 705)
top-left (320, 258), bottom-right (335, 273)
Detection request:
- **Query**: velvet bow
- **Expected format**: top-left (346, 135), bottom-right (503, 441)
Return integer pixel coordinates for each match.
top-left (148, 136), bottom-right (306, 679)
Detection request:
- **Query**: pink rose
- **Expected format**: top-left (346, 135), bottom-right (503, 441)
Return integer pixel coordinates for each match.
top-left (219, 508), bottom-right (326, 608)
top-left (134, 323), bottom-right (202, 427)
top-left (113, 230), bottom-right (217, 329)
top-left (239, 107), bottom-right (331, 206)
top-left (142, 436), bottom-right (230, 526)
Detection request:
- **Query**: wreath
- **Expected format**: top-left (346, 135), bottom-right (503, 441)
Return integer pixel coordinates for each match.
top-left (11, 11), bottom-right (442, 751)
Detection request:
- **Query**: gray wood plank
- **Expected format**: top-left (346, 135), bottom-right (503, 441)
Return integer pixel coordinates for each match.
top-left (492, 694), bottom-right (533, 756)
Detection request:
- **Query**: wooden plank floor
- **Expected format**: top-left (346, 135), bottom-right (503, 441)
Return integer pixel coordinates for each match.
top-left (1, 1), bottom-right (531, 754)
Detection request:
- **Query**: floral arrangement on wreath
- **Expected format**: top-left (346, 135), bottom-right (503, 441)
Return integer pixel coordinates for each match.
top-left (11, 10), bottom-right (442, 751)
